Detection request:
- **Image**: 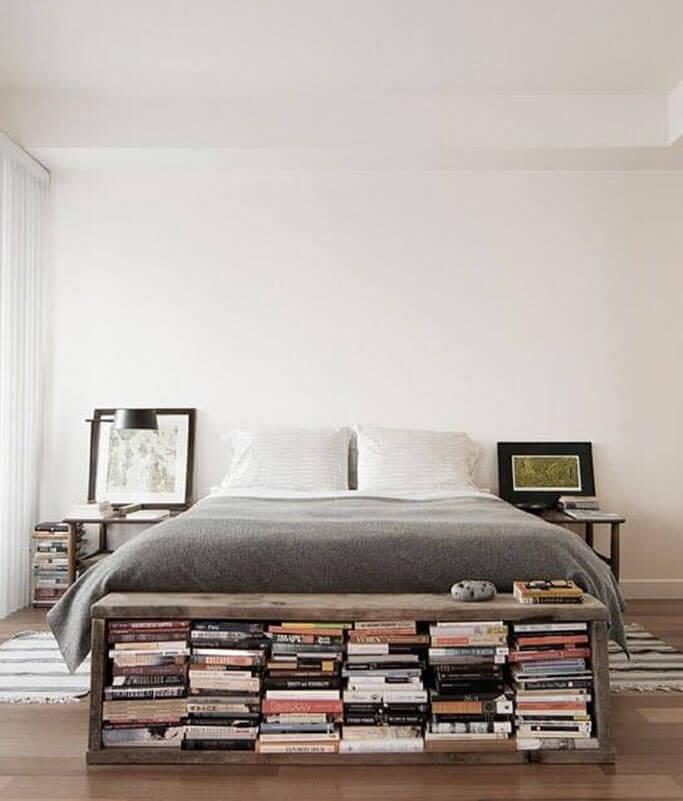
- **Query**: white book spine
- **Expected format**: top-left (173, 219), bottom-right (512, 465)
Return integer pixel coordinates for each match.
top-left (339, 739), bottom-right (424, 753)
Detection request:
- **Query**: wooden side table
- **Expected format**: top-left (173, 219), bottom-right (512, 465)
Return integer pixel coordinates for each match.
top-left (63, 512), bottom-right (182, 574)
top-left (540, 509), bottom-right (625, 581)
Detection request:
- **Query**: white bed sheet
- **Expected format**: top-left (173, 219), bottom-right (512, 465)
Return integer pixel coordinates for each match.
top-left (204, 487), bottom-right (495, 502)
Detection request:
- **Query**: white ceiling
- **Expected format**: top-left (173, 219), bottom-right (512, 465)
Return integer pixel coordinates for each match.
top-left (2, 0), bottom-right (683, 169)
top-left (2, 0), bottom-right (683, 96)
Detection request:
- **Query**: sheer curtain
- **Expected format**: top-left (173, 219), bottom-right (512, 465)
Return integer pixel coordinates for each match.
top-left (0, 133), bottom-right (49, 618)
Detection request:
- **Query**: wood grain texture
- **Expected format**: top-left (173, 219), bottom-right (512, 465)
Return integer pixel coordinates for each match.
top-left (3, 602), bottom-right (683, 801)
top-left (86, 749), bottom-right (526, 765)
top-left (87, 619), bottom-right (105, 753)
top-left (91, 591), bottom-right (608, 621)
top-left (639, 709), bottom-right (683, 724)
top-left (591, 620), bottom-right (615, 758)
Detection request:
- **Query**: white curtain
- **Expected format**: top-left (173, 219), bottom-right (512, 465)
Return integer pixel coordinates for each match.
top-left (0, 133), bottom-right (49, 618)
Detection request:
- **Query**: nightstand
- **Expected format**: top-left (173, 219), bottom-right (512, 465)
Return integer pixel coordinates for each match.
top-left (62, 511), bottom-right (183, 573)
top-left (540, 509), bottom-right (625, 581)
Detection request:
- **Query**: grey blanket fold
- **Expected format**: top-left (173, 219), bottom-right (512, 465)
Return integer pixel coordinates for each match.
top-left (48, 494), bottom-right (626, 671)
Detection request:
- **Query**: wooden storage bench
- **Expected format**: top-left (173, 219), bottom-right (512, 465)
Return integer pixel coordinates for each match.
top-left (87, 592), bottom-right (615, 765)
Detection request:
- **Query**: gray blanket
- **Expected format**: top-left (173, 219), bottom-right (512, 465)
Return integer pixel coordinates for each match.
top-left (48, 494), bottom-right (626, 670)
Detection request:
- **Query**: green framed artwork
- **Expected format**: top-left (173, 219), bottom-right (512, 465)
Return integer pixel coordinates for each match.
top-left (497, 442), bottom-right (594, 510)
top-left (511, 454), bottom-right (581, 492)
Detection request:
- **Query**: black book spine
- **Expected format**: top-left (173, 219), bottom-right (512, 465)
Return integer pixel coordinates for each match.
top-left (514, 678), bottom-right (593, 690)
top-left (190, 639), bottom-right (269, 650)
top-left (182, 739), bottom-right (255, 751)
top-left (192, 621), bottom-right (265, 633)
top-left (34, 524), bottom-right (71, 532)
top-left (186, 717), bottom-right (258, 726)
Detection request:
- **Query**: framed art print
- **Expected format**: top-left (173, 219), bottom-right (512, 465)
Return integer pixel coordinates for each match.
top-left (88, 408), bottom-right (196, 509)
top-left (497, 441), bottom-right (594, 510)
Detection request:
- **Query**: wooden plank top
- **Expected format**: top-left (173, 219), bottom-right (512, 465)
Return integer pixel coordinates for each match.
top-left (91, 592), bottom-right (608, 622)
top-left (541, 509), bottom-right (626, 525)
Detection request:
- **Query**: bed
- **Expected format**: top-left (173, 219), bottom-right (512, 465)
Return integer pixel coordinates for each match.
top-left (48, 489), bottom-right (626, 671)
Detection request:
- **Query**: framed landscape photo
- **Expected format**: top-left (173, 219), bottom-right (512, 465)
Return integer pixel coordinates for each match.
top-left (497, 441), bottom-right (594, 510)
top-left (88, 408), bottom-right (196, 509)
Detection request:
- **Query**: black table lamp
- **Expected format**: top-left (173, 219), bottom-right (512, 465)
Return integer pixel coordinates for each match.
top-left (113, 409), bottom-right (158, 430)
top-left (85, 409), bottom-right (158, 430)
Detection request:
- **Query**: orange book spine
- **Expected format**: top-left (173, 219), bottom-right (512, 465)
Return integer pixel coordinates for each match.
top-left (516, 635), bottom-right (588, 647)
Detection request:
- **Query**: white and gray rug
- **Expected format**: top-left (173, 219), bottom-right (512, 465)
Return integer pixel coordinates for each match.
top-left (609, 622), bottom-right (683, 692)
top-left (0, 630), bottom-right (90, 703)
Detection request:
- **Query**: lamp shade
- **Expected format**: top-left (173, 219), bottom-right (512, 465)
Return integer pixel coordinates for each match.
top-left (113, 409), bottom-right (158, 431)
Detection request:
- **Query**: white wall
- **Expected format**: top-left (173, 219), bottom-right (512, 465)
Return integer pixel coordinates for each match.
top-left (41, 166), bottom-right (683, 595)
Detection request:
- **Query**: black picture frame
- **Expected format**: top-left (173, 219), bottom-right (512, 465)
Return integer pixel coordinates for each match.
top-left (497, 441), bottom-right (595, 510)
top-left (87, 407), bottom-right (196, 510)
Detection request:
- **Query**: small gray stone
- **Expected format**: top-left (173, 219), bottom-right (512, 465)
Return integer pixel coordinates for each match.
top-left (450, 580), bottom-right (497, 602)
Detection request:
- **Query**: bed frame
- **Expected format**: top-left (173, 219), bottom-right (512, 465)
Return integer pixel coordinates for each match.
top-left (87, 592), bottom-right (615, 765)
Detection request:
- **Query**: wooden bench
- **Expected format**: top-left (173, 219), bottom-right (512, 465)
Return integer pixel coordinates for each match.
top-left (87, 592), bottom-right (615, 765)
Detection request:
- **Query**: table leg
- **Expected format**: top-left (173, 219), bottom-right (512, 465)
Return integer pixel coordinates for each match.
top-left (585, 522), bottom-right (594, 549)
top-left (610, 522), bottom-right (620, 580)
top-left (98, 523), bottom-right (109, 552)
top-left (67, 524), bottom-right (77, 585)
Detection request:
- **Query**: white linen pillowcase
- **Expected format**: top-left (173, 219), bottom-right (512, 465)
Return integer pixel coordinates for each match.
top-left (355, 425), bottom-right (479, 492)
top-left (219, 426), bottom-right (352, 491)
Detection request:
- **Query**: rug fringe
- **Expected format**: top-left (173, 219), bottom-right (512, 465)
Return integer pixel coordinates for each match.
top-left (612, 685), bottom-right (683, 693)
top-left (0, 692), bottom-right (89, 704)
top-left (7, 629), bottom-right (49, 641)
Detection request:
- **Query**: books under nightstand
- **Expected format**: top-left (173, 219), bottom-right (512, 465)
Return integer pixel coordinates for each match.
top-left (31, 522), bottom-right (85, 607)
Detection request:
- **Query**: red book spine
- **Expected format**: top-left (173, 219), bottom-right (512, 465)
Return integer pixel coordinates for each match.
top-left (109, 620), bottom-right (190, 632)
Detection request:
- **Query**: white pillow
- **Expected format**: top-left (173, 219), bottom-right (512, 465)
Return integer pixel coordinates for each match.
top-left (355, 425), bottom-right (478, 492)
top-left (220, 426), bottom-right (352, 491)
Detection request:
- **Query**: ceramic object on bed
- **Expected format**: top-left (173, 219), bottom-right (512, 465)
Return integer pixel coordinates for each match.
top-left (450, 580), bottom-right (496, 602)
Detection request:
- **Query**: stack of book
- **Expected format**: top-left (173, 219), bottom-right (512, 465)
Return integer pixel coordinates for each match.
top-left (341, 620), bottom-right (427, 754)
top-left (425, 620), bottom-right (513, 751)
top-left (510, 621), bottom-right (595, 750)
top-left (513, 580), bottom-right (584, 605)
top-left (258, 621), bottom-right (346, 754)
top-left (186, 621), bottom-right (269, 751)
top-left (557, 495), bottom-right (599, 511)
top-left (102, 619), bottom-right (190, 747)
top-left (32, 522), bottom-right (81, 606)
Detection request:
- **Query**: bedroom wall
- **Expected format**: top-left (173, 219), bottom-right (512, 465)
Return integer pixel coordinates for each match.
top-left (40, 166), bottom-right (683, 597)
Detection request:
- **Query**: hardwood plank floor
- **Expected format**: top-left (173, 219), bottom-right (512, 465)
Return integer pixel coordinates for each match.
top-left (1, 601), bottom-right (682, 801)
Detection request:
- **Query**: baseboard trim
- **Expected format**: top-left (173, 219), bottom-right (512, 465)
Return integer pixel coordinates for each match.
top-left (620, 579), bottom-right (683, 599)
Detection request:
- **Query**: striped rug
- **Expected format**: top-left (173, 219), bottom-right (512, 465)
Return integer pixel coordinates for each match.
top-left (0, 630), bottom-right (90, 703)
top-left (609, 623), bottom-right (683, 692)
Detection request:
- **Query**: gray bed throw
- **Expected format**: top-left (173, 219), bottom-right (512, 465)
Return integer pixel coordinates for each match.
top-left (48, 494), bottom-right (626, 671)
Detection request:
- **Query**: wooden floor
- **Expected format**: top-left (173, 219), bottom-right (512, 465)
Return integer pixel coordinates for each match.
top-left (1, 601), bottom-right (682, 801)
